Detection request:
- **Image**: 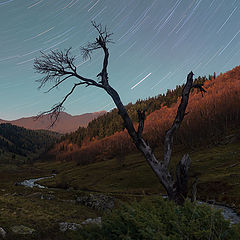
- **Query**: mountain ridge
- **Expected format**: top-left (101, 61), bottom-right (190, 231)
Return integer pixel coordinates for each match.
top-left (0, 111), bottom-right (106, 134)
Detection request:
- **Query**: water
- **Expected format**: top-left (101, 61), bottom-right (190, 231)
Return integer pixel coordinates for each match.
top-left (19, 175), bottom-right (55, 189)
top-left (161, 195), bottom-right (239, 224)
top-left (19, 177), bottom-right (240, 225)
top-left (198, 200), bottom-right (240, 225)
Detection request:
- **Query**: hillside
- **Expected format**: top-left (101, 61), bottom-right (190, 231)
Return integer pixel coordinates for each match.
top-left (51, 66), bottom-right (240, 164)
top-left (34, 65), bottom-right (240, 217)
top-left (0, 111), bottom-right (106, 134)
top-left (37, 138), bottom-right (240, 212)
top-left (0, 123), bottom-right (58, 163)
top-left (65, 75), bottom-right (209, 145)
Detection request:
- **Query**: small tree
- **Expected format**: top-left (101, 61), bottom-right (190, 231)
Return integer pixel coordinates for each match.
top-left (34, 22), bottom-right (205, 205)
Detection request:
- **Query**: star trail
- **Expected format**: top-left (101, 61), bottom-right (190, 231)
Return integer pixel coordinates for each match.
top-left (0, 0), bottom-right (240, 120)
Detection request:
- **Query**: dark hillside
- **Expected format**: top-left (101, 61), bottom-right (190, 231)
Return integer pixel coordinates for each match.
top-left (0, 123), bottom-right (58, 163)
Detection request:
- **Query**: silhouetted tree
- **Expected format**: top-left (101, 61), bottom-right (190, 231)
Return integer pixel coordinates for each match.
top-left (34, 22), bottom-right (205, 205)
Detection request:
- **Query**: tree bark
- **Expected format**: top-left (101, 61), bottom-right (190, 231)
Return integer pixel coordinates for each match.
top-left (103, 75), bottom-right (197, 205)
top-left (191, 176), bottom-right (199, 202)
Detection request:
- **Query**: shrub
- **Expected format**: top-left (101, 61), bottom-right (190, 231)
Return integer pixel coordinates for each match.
top-left (72, 197), bottom-right (240, 240)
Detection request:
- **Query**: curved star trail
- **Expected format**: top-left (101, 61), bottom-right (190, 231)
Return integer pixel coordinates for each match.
top-left (0, 0), bottom-right (240, 120)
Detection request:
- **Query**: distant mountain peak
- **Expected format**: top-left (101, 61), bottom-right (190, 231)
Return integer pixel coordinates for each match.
top-left (0, 111), bottom-right (106, 134)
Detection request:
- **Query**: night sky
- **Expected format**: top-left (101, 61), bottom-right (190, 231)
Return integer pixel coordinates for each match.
top-left (0, 0), bottom-right (240, 120)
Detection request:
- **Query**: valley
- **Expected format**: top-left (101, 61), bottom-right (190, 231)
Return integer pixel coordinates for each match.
top-left (1, 66), bottom-right (240, 239)
top-left (1, 135), bottom-right (240, 239)
top-left (2, 1), bottom-right (240, 238)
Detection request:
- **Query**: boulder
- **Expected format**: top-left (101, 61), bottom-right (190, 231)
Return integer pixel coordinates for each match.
top-left (82, 217), bottom-right (101, 226)
top-left (0, 227), bottom-right (6, 238)
top-left (27, 192), bottom-right (42, 198)
top-left (11, 225), bottom-right (35, 235)
top-left (27, 192), bottom-right (55, 200)
top-left (59, 222), bottom-right (81, 232)
top-left (40, 194), bottom-right (55, 200)
top-left (76, 193), bottom-right (114, 211)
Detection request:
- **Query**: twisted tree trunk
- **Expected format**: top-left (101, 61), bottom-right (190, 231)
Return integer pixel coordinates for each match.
top-left (104, 72), bottom-right (204, 205)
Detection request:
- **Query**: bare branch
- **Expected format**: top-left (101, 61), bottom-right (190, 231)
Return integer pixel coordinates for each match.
top-left (81, 22), bottom-right (113, 86)
top-left (81, 24), bottom-right (113, 60)
top-left (38, 82), bottom-right (84, 127)
top-left (34, 47), bottom-right (104, 89)
top-left (34, 24), bottom-right (112, 128)
top-left (163, 72), bottom-right (204, 167)
top-left (44, 75), bottom-right (73, 93)
top-left (34, 48), bottom-right (76, 89)
top-left (192, 83), bottom-right (207, 97)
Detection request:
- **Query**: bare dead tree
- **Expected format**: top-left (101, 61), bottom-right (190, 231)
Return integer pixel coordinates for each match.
top-left (34, 21), bottom-right (206, 205)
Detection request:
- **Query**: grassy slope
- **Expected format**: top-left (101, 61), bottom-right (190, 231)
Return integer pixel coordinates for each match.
top-left (0, 164), bottom-right (98, 239)
top-left (0, 137), bottom-right (239, 238)
top-left (36, 134), bottom-right (240, 212)
top-left (0, 132), bottom-right (239, 239)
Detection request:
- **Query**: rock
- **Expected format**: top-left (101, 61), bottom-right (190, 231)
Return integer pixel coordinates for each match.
top-left (82, 217), bottom-right (101, 226)
top-left (12, 192), bottom-right (23, 196)
top-left (40, 194), bottom-right (55, 200)
top-left (61, 199), bottom-right (76, 204)
top-left (76, 193), bottom-right (114, 211)
top-left (207, 199), bottom-right (216, 205)
top-left (48, 191), bottom-right (55, 194)
top-left (11, 225), bottom-right (35, 235)
top-left (59, 222), bottom-right (81, 232)
top-left (0, 227), bottom-right (6, 238)
top-left (27, 192), bottom-right (55, 200)
top-left (27, 192), bottom-right (42, 198)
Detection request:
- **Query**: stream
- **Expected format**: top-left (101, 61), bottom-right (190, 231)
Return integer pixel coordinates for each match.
top-left (198, 201), bottom-right (240, 225)
top-left (18, 176), bottom-right (240, 225)
top-left (18, 175), bottom-right (55, 189)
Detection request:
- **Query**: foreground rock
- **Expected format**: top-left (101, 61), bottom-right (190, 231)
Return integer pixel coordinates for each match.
top-left (27, 192), bottom-right (55, 200)
top-left (59, 217), bottom-right (102, 232)
top-left (11, 225), bottom-right (35, 235)
top-left (40, 194), bottom-right (55, 200)
top-left (0, 227), bottom-right (6, 238)
top-left (76, 193), bottom-right (114, 211)
top-left (82, 217), bottom-right (102, 226)
top-left (59, 222), bottom-right (82, 232)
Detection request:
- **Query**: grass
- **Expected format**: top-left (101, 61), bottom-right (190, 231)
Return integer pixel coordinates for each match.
top-left (70, 197), bottom-right (240, 240)
top-left (36, 139), bottom-right (240, 211)
top-left (0, 138), bottom-right (240, 239)
top-left (0, 164), bottom-right (99, 239)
